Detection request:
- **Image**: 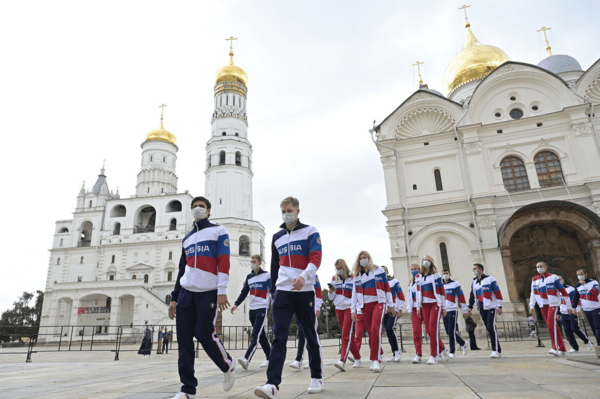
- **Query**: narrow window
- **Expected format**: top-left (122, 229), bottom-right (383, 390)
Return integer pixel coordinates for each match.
top-left (168, 271), bottom-right (173, 281)
top-left (106, 297), bottom-right (112, 307)
top-left (132, 275), bottom-right (137, 280)
top-left (144, 274), bottom-right (149, 283)
top-left (150, 156), bottom-right (153, 162)
top-left (147, 187), bottom-right (150, 194)
top-left (440, 242), bottom-right (450, 272)
top-left (57, 258), bottom-right (61, 265)
top-left (59, 239), bottom-right (63, 246)
top-left (169, 219), bottom-right (177, 231)
top-left (168, 251), bottom-right (173, 260)
top-left (161, 188), bottom-right (164, 193)
top-left (222, 132), bottom-right (226, 136)
top-left (233, 96), bottom-right (236, 105)
top-left (109, 275), bottom-right (114, 281)
top-left (219, 151), bottom-right (226, 165)
top-left (235, 151), bottom-right (242, 166)
top-left (80, 256), bottom-right (84, 264)
top-left (111, 255), bottom-right (115, 263)
top-left (163, 157), bottom-right (166, 162)
top-left (500, 156), bottom-right (530, 192)
top-left (89, 200), bottom-right (92, 207)
top-left (434, 169), bottom-right (443, 191)
top-left (113, 223), bottom-right (120, 235)
top-left (226, 95), bottom-right (228, 105)
top-left (534, 151), bottom-right (564, 188)
top-left (412, 184), bottom-right (417, 190)
top-left (77, 277), bottom-right (82, 282)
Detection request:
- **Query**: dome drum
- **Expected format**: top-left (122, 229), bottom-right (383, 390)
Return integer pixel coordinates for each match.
top-left (214, 81), bottom-right (247, 97)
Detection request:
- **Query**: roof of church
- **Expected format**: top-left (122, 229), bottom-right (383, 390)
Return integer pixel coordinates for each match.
top-left (537, 54), bottom-right (583, 74)
top-left (91, 168), bottom-right (109, 195)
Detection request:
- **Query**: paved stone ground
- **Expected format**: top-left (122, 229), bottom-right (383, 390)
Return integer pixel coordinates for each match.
top-left (1, 340), bottom-right (599, 399)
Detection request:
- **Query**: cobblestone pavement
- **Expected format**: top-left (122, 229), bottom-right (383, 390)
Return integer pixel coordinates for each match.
top-left (1, 340), bottom-right (599, 399)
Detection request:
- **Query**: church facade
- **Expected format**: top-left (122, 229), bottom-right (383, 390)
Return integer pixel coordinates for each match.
top-left (40, 45), bottom-right (264, 339)
top-left (373, 20), bottom-right (600, 320)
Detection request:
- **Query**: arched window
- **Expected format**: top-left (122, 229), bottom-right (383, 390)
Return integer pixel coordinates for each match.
top-left (239, 235), bottom-right (250, 256)
top-left (80, 256), bottom-right (84, 264)
top-left (222, 131), bottom-right (227, 136)
top-left (168, 251), bottom-right (173, 260)
top-left (144, 274), bottom-right (149, 283)
top-left (534, 151), bottom-right (564, 188)
top-left (434, 169), bottom-right (443, 191)
top-left (439, 242), bottom-right (450, 271)
top-left (500, 156), bottom-right (530, 192)
top-left (132, 275), bottom-right (137, 280)
top-left (57, 257), bottom-right (61, 265)
top-left (167, 271), bottom-right (173, 281)
top-left (165, 295), bottom-right (172, 304)
top-left (235, 132), bottom-right (239, 136)
top-left (88, 200), bottom-right (92, 208)
top-left (113, 223), bottom-right (120, 235)
top-left (219, 151), bottom-right (226, 165)
top-left (111, 255), bottom-right (115, 264)
top-left (169, 218), bottom-right (177, 231)
top-left (59, 227), bottom-right (69, 233)
top-left (59, 239), bottom-right (63, 246)
top-left (110, 205), bottom-right (126, 217)
top-left (235, 151), bottom-right (242, 166)
top-left (106, 297), bottom-right (112, 308)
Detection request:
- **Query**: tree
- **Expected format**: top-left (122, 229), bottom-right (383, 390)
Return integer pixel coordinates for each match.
top-left (318, 289), bottom-right (340, 337)
top-left (0, 291), bottom-right (44, 344)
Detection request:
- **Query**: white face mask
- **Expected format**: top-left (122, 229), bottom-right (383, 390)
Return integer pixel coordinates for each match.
top-left (336, 269), bottom-right (344, 276)
top-left (422, 260), bottom-right (431, 268)
top-left (251, 263), bottom-right (258, 271)
top-left (359, 259), bottom-right (368, 267)
top-left (192, 206), bottom-right (207, 221)
top-left (537, 267), bottom-right (545, 274)
top-left (578, 275), bottom-right (586, 281)
top-left (473, 270), bottom-right (480, 277)
top-left (282, 212), bottom-right (296, 225)
top-left (443, 274), bottom-right (450, 281)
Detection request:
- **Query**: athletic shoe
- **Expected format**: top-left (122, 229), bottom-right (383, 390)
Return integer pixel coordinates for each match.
top-left (586, 342), bottom-right (593, 351)
top-left (462, 345), bottom-right (468, 356)
top-left (238, 357), bottom-right (249, 370)
top-left (172, 393), bottom-right (195, 399)
top-left (441, 349), bottom-right (450, 361)
top-left (260, 360), bottom-right (269, 368)
top-left (568, 349), bottom-right (579, 353)
top-left (289, 360), bottom-right (304, 370)
top-left (427, 356), bottom-right (438, 365)
top-left (386, 351), bottom-right (401, 362)
top-left (307, 378), bottom-right (323, 394)
top-left (333, 360), bottom-right (345, 371)
top-left (449, 353), bottom-right (456, 359)
top-left (490, 351), bottom-right (501, 358)
top-left (557, 351), bottom-right (565, 356)
top-left (254, 384), bottom-right (279, 399)
top-left (352, 359), bottom-right (362, 368)
top-left (370, 360), bottom-right (381, 373)
top-left (411, 355), bottom-right (422, 364)
top-left (223, 364), bottom-right (236, 391)
top-left (348, 355), bottom-right (355, 362)
top-left (548, 349), bottom-right (559, 356)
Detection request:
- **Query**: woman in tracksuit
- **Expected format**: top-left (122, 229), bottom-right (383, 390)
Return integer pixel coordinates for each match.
top-left (350, 251), bottom-right (396, 373)
top-left (572, 268), bottom-right (600, 346)
top-left (328, 259), bottom-right (361, 371)
top-left (382, 265), bottom-right (404, 362)
top-left (557, 276), bottom-right (593, 352)
top-left (417, 255), bottom-right (448, 365)
top-left (231, 254), bottom-right (272, 370)
top-left (289, 275), bottom-right (323, 370)
top-left (407, 263), bottom-right (424, 363)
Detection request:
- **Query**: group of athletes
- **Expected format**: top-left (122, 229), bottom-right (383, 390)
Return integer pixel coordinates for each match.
top-left (168, 196), bottom-right (600, 399)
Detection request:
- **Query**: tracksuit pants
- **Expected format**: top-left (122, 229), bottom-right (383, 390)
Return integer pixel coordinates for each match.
top-left (411, 311), bottom-right (424, 357)
top-left (559, 313), bottom-right (590, 351)
top-left (266, 290), bottom-right (323, 389)
top-left (353, 314), bottom-right (365, 358)
top-left (541, 305), bottom-right (566, 352)
top-left (244, 308), bottom-right (271, 362)
top-left (336, 308), bottom-right (360, 362)
top-left (383, 314), bottom-right (399, 354)
top-left (176, 289), bottom-right (233, 396)
top-left (479, 308), bottom-right (501, 353)
top-left (584, 308), bottom-right (600, 346)
top-left (422, 302), bottom-right (445, 357)
top-left (443, 310), bottom-right (466, 354)
top-left (353, 302), bottom-right (386, 361)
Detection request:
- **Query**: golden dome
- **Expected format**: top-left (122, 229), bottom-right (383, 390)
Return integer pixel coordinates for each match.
top-left (444, 26), bottom-right (510, 95)
top-left (145, 122), bottom-right (177, 145)
top-left (216, 51), bottom-right (248, 86)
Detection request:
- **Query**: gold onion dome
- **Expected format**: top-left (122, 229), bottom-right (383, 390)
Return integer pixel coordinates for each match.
top-left (444, 25), bottom-right (510, 95)
top-left (216, 50), bottom-right (248, 86)
top-left (145, 122), bottom-right (177, 145)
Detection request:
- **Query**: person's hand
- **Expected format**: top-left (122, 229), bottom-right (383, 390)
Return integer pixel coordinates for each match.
top-left (556, 313), bottom-right (561, 321)
top-left (217, 294), bottom-right (230, 312)
top-left (417, 308), bottom-right (421, 318)
top-left (292, 276), bottom-right (305, 290)
top-left (230, 305), bottom-right (237, 314)
top-left (497, 308), bottom-right (503, 316)
top-left (316, 310), bottom-right (321, 318)
top-left (442, 309), bottom-right (447, 317)
top-left (388, 307), bottom-right (396, 317)
top-left (530, 307), bottom-right (535, 315)
top-left (467, 308), bottom-right (472, 315)
top-left (168, 301), bottom-right (177, 320)
top-left (567, 309), bottom-right (573, 315)
top-left (351, 312), bottom-right (357, 322)
top-left (463, 313), bottom-right (468, 319)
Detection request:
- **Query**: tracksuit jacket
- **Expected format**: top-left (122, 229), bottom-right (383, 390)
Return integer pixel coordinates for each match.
top-left (329, 275), bottom-right (354, 311)
top-left (351, 265), bottom-right (394, 314)
top-left (389, 278), bottom-right (406, 311)
top-left (559, 285), bottom-right (581, 314)
top-left (406, 275), bottom-right (422, 313)
top-left (468, 274), bottom-right (503, 311)
top-left (418, 272), bottom-right (446, 308)
top-left (234, 269), bottom-right (272, 310)
top-left (530, 272), bottom-right (569, 309)
top-left (572, 279), bottom-right (600, 311)
top-left (444, 279), bottom-right (468, 314)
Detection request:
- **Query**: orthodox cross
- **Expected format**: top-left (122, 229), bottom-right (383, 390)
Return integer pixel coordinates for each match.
top-left (159, 103), bottom-right (167, 125)
top-left (413, 61), bottom-right (424, 85)
top-left (226, 36), bottom-right (238, 52)
top-left (537, 26), bottom-right (553, 56)
top-left (459, 5), bottom-right (471, 27)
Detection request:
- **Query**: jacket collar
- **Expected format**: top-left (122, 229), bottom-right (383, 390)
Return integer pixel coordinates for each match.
top-left (279, 219), bottom-right (307, 232)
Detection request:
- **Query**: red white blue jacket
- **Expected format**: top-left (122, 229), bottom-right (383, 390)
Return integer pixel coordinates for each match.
top-left (234, 269), bottom-right (272, 310)
top-left (559, 285), bottom-right (581, 314)
top-left (351, 265), bottom-right (394, 314)
top-left (530, 273), bottom-right (568, 308)
top-left (171, 218), bottom-right (230, 301)
top-left (315, 275), bottom-right (323, 311)
top-left (468, 274), bottom-right (503, 311)
top-left (270, 221), bottom-right (322, 293)
top-left (572, 278), bottom-right (600, 311)
top-left (418, 272), bottom-right (446, 308)
top-left (329, 275), bottom-right (354, 311)
top-left (406, 276), bottom-right (421, 313)
top-left (444, 279), bottom-right (467, 314)
top-left (389, 279), bottom-right (406, 311)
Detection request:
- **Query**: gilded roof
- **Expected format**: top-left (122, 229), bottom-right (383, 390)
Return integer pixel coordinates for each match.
top-left (145, 123), bottom-right (177, 145)
top-left (216, 53), bottom-right (248, 86)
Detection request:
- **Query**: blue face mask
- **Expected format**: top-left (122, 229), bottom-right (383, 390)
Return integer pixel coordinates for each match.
top-left (411, 270), bottom-right (418, 277)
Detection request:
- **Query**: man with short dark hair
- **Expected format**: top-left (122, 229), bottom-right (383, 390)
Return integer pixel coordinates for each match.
top-left (168, 196), bottom-right (236, 399)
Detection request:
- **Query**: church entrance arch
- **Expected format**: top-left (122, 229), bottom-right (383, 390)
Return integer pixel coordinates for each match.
top-left (498, 201), bottom-right (600, 312)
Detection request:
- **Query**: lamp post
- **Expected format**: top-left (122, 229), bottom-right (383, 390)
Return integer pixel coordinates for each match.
top-left (324, 305), bottom-right (330, 336)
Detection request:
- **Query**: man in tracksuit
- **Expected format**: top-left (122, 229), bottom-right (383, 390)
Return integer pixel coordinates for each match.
top-left (557, 276), bottom-right (593, 353)
top-left (468, 263), bottom-right (504, 359)
top-left (168, 196), bottom-right (236, 399)
top-left (254, 196), bottom-right (323, 399)
top-left (442, 270), bottom-right (468, 358)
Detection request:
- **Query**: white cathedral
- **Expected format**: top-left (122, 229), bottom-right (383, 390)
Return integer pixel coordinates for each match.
top-left (373, 17), bottom-right (600, 322)
top-left (40, 45), bottom-right (264, 339)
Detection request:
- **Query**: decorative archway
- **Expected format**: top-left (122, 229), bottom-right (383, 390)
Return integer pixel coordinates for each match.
top-left (498, 201), bottom-right (600, 307)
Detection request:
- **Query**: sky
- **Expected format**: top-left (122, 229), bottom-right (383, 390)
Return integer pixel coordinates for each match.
top-left (1, 0), bottom-right (599, 313)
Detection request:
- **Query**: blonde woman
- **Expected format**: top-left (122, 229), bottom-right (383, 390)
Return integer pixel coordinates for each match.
top-left (328, 259), bottom-right (360, 371)
top-left (416, 255), bottom-right (447, 365)
top-left (350, 251), bottom-right (395, 373)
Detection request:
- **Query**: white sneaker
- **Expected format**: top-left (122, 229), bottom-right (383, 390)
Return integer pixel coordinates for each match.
top-left (254, 384), bottom-right (279, 399)
top-left (449, 353), bottom-right (456, 359)
top-left (238, 357), bottom-right (249, 370)
top-left (370, 360), bottom-right (381, 373)
top-left (307, 379), bottom-right (323, 394)
top-left (462, 345), bottom-right (468, 356)
top-left (289, 360), bottom-right (304, 370)
top-left (223, 364), bottom-right (236, 391)
top-left (548, 349), bottom-right (559, 356)
top-left (386, 351), bottom-right (401, 362)
top-left (172, 393), bottom-right (196, 399)
top-left (260, 360), bottom-right (269, 368)
top-left (441, 349), bottom-right (450, 361)
top-left (411, 355), bottom-right (422, 364)
top-left (586, 342), bottom-right (594, 351)
top-left (490, 351), bottom-right (500, 358)
top-left (427, 356), bottom-right (438, 365)
top-left (348, 354), bottom-right (355, 362)
top-left (568, 349), bottom-right (579, 353)
top-left (352, 359), bottom-right (362, 368)
top-left (557, 351), bottom-right (565, 356)
top-left (333, 360), bottom-right (345, 371)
